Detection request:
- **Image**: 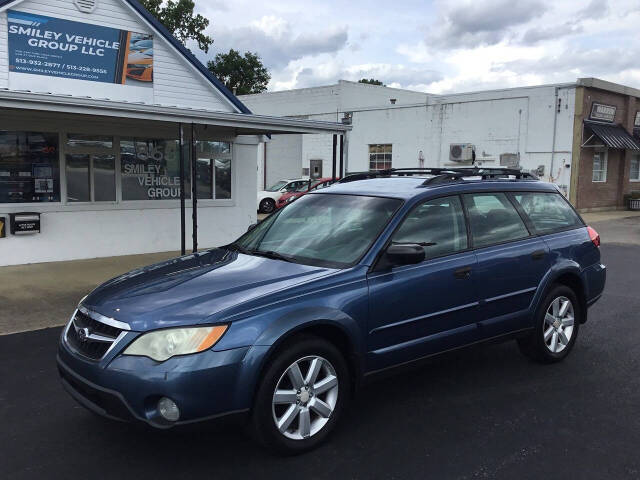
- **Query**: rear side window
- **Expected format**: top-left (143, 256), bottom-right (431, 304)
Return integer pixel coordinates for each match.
top-left (512, 192), bottom-right (583, 234)
top-left (392, 196), bottom-right (468, 259)
top-left (464, 193), bottom-right (529, 248)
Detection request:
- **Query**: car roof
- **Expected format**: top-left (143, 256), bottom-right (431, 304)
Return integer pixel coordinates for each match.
top-left (313, 175), bottom-right (560, 200)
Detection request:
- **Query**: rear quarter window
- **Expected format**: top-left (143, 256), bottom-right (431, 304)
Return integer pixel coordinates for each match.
top-left (512, 192), bottom-right (583, 234)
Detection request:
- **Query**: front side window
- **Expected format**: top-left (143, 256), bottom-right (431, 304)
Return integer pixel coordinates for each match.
top-left (592, 151), bottom-right (607, 182)
top-left (196, 141), bottom-right (232, 200)
top-left (0, 131), bottom-right (60, 203)
top-left (392, 196), bottom-right (468, 259)
top-left (464, 192), bottom-right (529, 248)
top-left (369, 144), bottom-right (392, 171)
top-left (234, 194), bottom-right (402, 268)
top-left (630, 153), bottom-right (640, 181)
top-left (121, 138), bottom-right (188, 201)
top-left (512, 192), bottom-right (583, 234)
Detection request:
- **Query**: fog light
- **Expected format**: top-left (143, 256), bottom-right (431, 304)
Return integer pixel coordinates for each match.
top-left (158, 397), bottom-right (180, 422)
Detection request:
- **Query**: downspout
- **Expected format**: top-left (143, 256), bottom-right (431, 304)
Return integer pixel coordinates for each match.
top-left (550, 87), bottom-right (559, 182)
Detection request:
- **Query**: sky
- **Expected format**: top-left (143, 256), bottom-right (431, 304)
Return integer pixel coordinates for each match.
top-left (191, 0), bottom-right (640, 94)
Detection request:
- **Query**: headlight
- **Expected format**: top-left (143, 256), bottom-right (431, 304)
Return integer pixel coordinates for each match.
top-left (123, 325), bottom-right (228, 362)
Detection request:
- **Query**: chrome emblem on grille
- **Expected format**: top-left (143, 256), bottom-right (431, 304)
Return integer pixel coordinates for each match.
top-left (77, 327), bottom-right (91, 342)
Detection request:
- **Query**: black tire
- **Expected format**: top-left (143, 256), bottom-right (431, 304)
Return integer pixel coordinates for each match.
top-left (250, 335), bottom-right (351, 455)
top-left (518, 284), bottom-right (582, 363)
top-left (259, 198), bottom-right (275, 214)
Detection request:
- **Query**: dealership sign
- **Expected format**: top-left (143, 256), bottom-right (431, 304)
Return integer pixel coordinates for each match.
top-left (7, 10), bottom-right (153, 86)
top-left (589, 103), bottom-right (616, 123)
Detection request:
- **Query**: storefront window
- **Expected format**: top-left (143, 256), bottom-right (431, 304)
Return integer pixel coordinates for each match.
top-left (0, 131), bottom-right (60, 203)
top-left (196, 141), bottom-right (232, 199)
top-left (67, 134), bottom-right (113, 149)
top-left (65, 154), bottom-right (116, 202)
top-left (121, 138), bottom-right (190, 200)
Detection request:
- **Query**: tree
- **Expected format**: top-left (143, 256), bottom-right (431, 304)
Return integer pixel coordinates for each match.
top-left (358, 78), bottom-right (384, 86)
top-left (208, 49), bottom-right (270, 95)
top-left (139, 0), bottom-right (213, 53)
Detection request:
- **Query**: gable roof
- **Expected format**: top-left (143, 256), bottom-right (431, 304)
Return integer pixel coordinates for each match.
top-left (0, 0), bottom-right (252, 114)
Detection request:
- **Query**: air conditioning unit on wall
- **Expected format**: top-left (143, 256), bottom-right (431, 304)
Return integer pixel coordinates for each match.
top-left (449, 143), bottom-right (475, 163)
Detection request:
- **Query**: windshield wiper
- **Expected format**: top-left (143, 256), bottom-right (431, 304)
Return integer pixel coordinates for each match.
top-left (251, 250), bottom-right (296, 263)
top-left (225, 243), bottom-right (252, 255)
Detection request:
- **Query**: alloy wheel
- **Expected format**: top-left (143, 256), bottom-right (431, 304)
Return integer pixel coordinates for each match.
top-left (271, 355), bottom-right (339, 440)
top-left (544, 296), bottom-right (575, 353)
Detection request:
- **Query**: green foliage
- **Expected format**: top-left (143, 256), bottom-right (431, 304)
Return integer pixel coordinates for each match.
top-left (207, 49), bottom-right (271, 95)
top-left (139, 0), bottom-right (213, 53)
top-left (358, 78), bottom-right (384, 86)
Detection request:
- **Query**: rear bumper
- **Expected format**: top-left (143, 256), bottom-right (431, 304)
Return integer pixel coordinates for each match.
top-left (583, 262), bottom-right (606, 308)
top-left (57, 338), bottom-right (259, 428)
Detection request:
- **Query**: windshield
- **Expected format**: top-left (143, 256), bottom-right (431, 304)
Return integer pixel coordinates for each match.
top-left (233, 194), bottom-right (402, 268)
top-left (266, 181), bottom-right (287, 192)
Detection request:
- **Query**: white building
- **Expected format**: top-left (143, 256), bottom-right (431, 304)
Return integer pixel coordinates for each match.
top-left (241, 80), bottom-right (578, 196)
top-left (0, 0), bottom-right (348, 266)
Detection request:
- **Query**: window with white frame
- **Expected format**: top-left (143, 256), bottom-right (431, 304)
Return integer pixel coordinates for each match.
top-left (631, 153), bottom-right (640, 181)
top-left (592, 151), bottom-right (607, 182)
top-left (369, 144), bottom-right (392, 171)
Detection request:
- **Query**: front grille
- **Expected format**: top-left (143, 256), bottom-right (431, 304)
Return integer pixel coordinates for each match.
top-left (65, 309), bottom-right (125, 361)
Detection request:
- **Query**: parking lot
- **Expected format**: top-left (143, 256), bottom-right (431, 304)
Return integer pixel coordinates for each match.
top-left (1, 216), bottom-right (639, 479)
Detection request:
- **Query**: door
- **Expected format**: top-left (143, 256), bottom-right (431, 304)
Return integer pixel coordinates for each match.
top-left (462, 192), bottom-right (551, 337)
top-left (310, 159), bottom-right (323, 179)
top-left (366, 195), bottom-right (479, 370)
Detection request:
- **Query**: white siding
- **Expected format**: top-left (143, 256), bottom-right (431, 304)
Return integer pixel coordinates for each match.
top-left (0, 10), bottom-right (7, 89)
top-left (2, 0), bottom-right (236, 111)
top-left (247, 81), bottom-right (578, 197)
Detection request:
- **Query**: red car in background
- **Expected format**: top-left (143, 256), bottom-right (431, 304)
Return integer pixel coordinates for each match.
top-left (276, 177), bottom-right (338, 209)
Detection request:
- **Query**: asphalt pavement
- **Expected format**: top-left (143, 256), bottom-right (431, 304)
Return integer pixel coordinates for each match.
top-left (1, 243), bottom-right (639, 479)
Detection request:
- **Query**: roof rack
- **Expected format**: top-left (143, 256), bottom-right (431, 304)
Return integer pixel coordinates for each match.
top-left (337, 167), bottom-right (538, 185)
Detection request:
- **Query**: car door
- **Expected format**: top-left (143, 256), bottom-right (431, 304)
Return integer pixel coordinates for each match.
top-left (366, 195), bottom-right (480, 371)
top-left (462, 192), bottom-right (551, 337)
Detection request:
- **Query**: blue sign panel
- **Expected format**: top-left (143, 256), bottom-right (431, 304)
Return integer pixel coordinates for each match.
top-left (7, 10), bottom-right (153, 86)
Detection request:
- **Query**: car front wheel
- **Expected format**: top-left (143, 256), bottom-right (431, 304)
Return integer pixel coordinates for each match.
top-left (250, 335), bottom-right (350, 454)
top-left (259, 198), bottom-right (276, 214)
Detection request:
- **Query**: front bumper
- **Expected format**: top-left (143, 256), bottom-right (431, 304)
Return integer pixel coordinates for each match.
top-left (57, 337), bottom-right (261, 428)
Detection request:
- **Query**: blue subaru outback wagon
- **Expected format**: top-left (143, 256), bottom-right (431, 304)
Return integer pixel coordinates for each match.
top-left (58, 168), bottom-right (606, 454)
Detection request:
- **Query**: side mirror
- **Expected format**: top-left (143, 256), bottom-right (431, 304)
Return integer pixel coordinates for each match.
top-left (385, 244), bottom-right (425, 266)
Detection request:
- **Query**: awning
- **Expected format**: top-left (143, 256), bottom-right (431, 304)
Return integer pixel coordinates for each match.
top-left (584, 120), bottom-right (640, 150)
top-left (0, 89), bottom-right (351, 136)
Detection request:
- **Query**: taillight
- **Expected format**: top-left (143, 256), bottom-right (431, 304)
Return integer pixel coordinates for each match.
top-left (587, 226), bottom-right (600, 247)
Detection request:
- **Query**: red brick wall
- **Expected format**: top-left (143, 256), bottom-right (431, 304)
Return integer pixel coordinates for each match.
top-left (576, 89), bottom-right (640, 210)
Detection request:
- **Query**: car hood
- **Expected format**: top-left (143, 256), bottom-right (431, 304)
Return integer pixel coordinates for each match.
top-left (83, 249), bottom-right (335, 332)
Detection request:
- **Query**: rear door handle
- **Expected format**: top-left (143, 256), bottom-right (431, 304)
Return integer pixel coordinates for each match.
top-left (531, 250), bottom-right (546, 260)
top-left (454, 266), bottom-right (472, 279)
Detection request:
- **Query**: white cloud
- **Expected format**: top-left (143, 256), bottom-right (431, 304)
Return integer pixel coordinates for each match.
top-left (191, 0), bottom-right (640, 94)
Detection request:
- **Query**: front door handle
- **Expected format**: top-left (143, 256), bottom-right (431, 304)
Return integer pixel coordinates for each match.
top-left (454, 266), bottom-right (472, 279)
top-left (531, 250), bottom-right (546, 260)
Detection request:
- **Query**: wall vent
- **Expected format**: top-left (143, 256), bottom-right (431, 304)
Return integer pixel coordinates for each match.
top-left (74, 0), bottom-right (98, 13)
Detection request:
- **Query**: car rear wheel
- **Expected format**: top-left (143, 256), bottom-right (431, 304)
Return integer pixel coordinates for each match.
top-left (517, 284), bottom-right (581, 363)
top-left (259, 198), bottom-right (275, 214)
top-left (250, 335), bottom-right (350, 454)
